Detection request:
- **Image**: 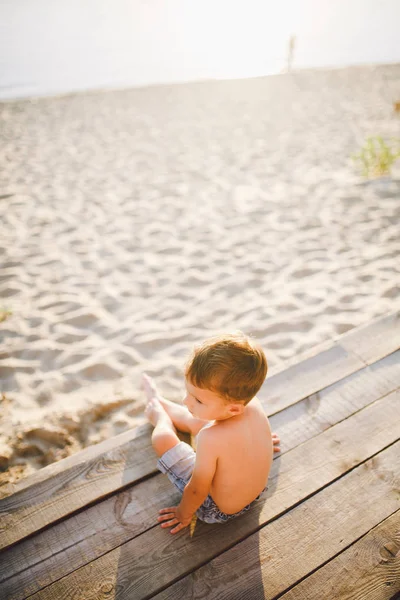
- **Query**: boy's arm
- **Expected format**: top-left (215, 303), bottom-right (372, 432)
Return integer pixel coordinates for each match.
top-left (158, 429), bottom-right (218, 534)
top-left (179, 431), bottom-right (218, 515)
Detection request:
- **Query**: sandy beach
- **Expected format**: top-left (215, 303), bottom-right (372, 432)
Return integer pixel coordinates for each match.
top-left (0, 64), bottom-right (399, 491)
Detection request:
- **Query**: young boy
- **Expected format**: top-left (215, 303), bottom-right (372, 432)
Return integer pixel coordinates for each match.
top-left (143, 332), bottom-right (280, 535)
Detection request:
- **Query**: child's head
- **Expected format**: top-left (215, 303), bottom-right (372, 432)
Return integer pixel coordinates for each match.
top-left (184, 332), bottom-right (267, 420)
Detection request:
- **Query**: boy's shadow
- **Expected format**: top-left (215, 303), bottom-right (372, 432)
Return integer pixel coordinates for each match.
top-left (186, 455), bottom-right (281, 599)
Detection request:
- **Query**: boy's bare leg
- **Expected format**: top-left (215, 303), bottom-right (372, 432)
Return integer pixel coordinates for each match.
top-left (145, 391), bottom-right (181, 458)
top-left (142, 373), bottom-right (210, 436)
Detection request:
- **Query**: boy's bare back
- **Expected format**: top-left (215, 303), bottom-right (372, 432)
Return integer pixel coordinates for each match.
top-left (199, 397), bottom-right (273, 513)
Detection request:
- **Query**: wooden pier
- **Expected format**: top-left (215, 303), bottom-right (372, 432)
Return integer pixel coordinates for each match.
top-left (0, 311), bottom-right (399, 599)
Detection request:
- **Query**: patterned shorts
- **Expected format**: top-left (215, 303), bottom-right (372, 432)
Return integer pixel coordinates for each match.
top-left (157, 441), bottom-right (268, 524)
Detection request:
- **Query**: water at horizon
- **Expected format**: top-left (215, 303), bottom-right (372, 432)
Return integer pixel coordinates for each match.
top-left (1, 0), bottom-right (400, 100)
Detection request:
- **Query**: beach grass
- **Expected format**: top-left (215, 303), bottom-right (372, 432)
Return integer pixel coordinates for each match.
top-left (352, 136), bottom-right (400, 178)
top-left (0, 307), bottom-right (12, 323)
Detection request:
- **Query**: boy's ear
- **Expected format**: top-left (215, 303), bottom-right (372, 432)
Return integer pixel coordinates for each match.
top-left (228, 403), bottom-right (245, 416)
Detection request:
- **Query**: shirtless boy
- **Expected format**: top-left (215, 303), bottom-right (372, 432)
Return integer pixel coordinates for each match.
top-left (143, 332), bottom-right (280, 534)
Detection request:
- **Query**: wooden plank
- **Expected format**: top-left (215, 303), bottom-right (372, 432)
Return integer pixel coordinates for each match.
top-left (341, 309), bottom-right (400, 365)
top-left (2, 356), bottom-right (399, 599)
top-left (1, 475), bottom-right (180, 600)
top-left (0, 424), bottom-right (158, 550)
top-left (269, 350), bottom-right (400, 450)
top-left (0, 423), bottom-right (153, 499)
top-left (259, 341), bottom-right (364, 413)
top-left (279, 509), bottom-right (400, 600)
top-left (259, 310), bottom-right (400, 414)
top-left (15, 392), bottom-right (400, 600)
top-left (152, 442), bottom-right (400, 600)
top-left (0, 348), bottom-right (398, 553)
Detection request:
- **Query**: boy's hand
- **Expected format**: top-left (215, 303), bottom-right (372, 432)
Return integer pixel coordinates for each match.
top-left (158, 506), bottom-right (193, 534)
top-left (272, 432), bottom-right (281, 453)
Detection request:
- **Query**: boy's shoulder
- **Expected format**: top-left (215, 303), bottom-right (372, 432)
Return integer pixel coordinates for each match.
top-left (197, 421), bottom-right (218, 442)
top-left (196, 421), bottom-right (227, 448)
top-left (195, 423), bottom-right (223, 459)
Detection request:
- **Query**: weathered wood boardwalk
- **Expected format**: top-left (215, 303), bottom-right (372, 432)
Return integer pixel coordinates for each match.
top-left (0, 310), bottom-right (399, 600)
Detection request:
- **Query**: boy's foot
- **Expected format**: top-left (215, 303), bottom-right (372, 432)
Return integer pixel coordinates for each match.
top-left (142, 373), bottom-right (173, 428)
top-left (142, 373), bottom-right (160, 401)
top-left (143, 373), bottom-right (209, 436)
top-left (145, 396), bottom-right (170, 427)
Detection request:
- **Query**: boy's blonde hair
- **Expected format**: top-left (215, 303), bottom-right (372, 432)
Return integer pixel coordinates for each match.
top-left (184, 332), bottom-right (267, 405)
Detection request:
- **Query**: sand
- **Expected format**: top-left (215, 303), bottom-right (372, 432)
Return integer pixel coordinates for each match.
top-left (0, 64), bottom-right (399, 492)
